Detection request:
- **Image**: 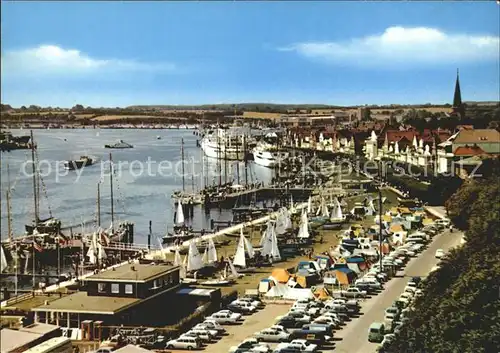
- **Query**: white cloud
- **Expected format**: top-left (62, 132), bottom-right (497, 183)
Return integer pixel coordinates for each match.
top-left (1, 44), bottom-right (176, 77)
top-left (280, 26), bottom-right (500, 67)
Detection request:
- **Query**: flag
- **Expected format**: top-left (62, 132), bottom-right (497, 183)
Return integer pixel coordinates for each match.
top-left (33, 241), bottom-right (43, 252)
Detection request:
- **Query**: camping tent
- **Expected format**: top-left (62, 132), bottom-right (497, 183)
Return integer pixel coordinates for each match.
top-left (330, 267), bottom-right (357, 285)
top-left (258, 278), bottom-right (275, 293)
top-left (264, 283), bottom-right (290, 298)
top-left (313, 287), bottom-right (331, 301)
top-left (346, 255), bottom-right (368, 272)
top-left (270, 268), bottom-right (291, 283)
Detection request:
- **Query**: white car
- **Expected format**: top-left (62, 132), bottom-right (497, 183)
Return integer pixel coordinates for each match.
top-left (207, 311), bottom-right (242, 324)
top-left (400, 292), bottom-right (413, 301)
top-left (313, 315), bottom-right (338, 326)
top-left (384, 312), bottom-right (397, 322)
top-left (435, 249), bottom-right (445, 259)
top-left (435, 218), bottom-right (451, 227)
top-left (199, 320), bottom-right (226, 333)
top-left (234, 298), bottom-right (263, 308)
top-left (276, 339), bottom-right (318, 352)
top-left (254, 328), bottom-right (290, 342)
top-left (181, 329), bottom-right (213, 343)
top-left (167, 336), bottom-right (202, 350)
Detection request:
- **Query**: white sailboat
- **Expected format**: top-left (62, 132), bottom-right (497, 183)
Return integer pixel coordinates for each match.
top-left (234, 229), bottom-right (254, 268)
top-left (297, 210), bottom-right (310, 239)
top-left (207, 238), bottom-right (218, 264)
top-left (261, 223), bottom-right (281, 261)
top-left (228, 260), bottom-right (243, 278)
top-left (307, 196), bottom-right (313, 214)
top-left (175, 202), bottom-right (185, 225)
top-left (173, 246), bottom-right (182, 266)
top-left (186, 240), bottom-right (204, 272)
top-left (1, 245), bottom-right (8, 273)
top-left (330, 197), bottom-right (346, 223)
top-left (86, 232), bottom-right (98, 265)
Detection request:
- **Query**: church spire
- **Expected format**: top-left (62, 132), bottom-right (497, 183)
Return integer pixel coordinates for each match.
top-left (453, 69), bottom-right (462, 107)
top-left (452, 69), bottom-right (465, 119)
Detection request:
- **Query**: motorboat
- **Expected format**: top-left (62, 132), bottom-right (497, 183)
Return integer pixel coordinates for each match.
top-left (200, 128), bottom-right (254, 160)
top-left (104, 140), bottom-right (134, 149)
top-left (64, 156), bottom-right (94, 170)
top-left (252, 146), bottom-right (289, 168)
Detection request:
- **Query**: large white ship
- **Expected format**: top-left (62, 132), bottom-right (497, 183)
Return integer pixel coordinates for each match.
top-left (200, 127), bottom-right (254, 160)
top-left (252, 143), bottom-right (289, 168)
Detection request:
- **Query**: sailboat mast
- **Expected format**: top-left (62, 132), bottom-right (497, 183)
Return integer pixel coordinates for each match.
top-left (224, 139), bottom-right (228, 184)
top-left (236, 139), bottom-right (240, 184)
top-left (97, 183), bottom-right (101, 227)
top-left (30, 130), bottom-right (39, 226)
top-left (217, 122), bottom-right (222, 187)
top-left (109, 153), bottom-right (114, 233)
top-left (6, 158), bottom-right (12, 242)
top-left (181, 138), bottom-right (185, 192)
top-left (244, 135), bottom-right (248, 185)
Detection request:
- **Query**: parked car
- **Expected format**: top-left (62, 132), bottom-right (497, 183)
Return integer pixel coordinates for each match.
top-left (435, 218), bottom-right (451, 227)
top-left (355, 278), bottom-right (383, 290)
top-left (435, 249), bottom-right (445, 259)
top-left (229, 338), bottom-right (271, 353)
top-left (277, 316), bottom-right (304, 329)
top-left (235, 297), bottom-right (264, 309)
top-left (254, 328), bottom-right (290, 342)
top-left (207, 310), bottom-right (242, 324)
top-left (181, 329), bottom-right (213, 343)
top-left (228, 302), bottom-right (257, 314)
top-left (288, 330), bottom-right (332, 345)
top-left (275, 339), bottom-right (318, 352)
top-left (343, 287), bottom-right (367, 298)
top-left (190, 327), bottom-right (218, 340)
top-left (199, 320), bottom-right (226, 334)
top-left (301, 323), bottom-right (334, 335)
top-left (368, 322), bottom-right (385, 343)
top-left (285, 312), bottom-right (311, 323)
top-left (166, 336), bottom-right (202, 350)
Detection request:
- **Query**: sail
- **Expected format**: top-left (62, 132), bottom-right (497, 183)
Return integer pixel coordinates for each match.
top-left (233, 231), bottom-right (247, 268)
top-left (180, 255), bottom-right (187, 278)
top-left (174, 247), bottom-right (182, 266)
top-left (1, 245), bottom-right (7, 273)
top-left (290, 195), bottom-right (295, 213)
top-left (275, 210), bottom-right (286, 235)
top-left (261, 225), bottom-right (273, 258)
top-left (175, 202), bottom-right (185, 225)
top-left (187, 240), bottom-right (203, 272)
top-left (270, 226), bottom-right (281, 260)
top-left (284, 209), bottom-right (292, 230)
top-left (331, 203), bottom-right (343, 219)
top-left (229, 260), bottom-right (240, 278)
top-left (87, 232), bottom-right (97, 264)
top-left (202, 247), bottom-right (208, 264)
top-left (244, 237), bottom-right (255, 259)
top-left (297, 210), bottom-right (310, 239)
top-left (97, 240), bottom-right (107, 261)
top-left (321, 198), bottom-right (329, 218)
top-left (207, 238), bottom-right (218, 264)
top-left (260, 223), bottom-right (271, 246)
top-left (307, 196), bottom-right (312, 214)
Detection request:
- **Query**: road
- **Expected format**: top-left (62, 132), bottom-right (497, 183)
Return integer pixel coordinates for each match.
top-left (332, 229), bottom-right (464, 353)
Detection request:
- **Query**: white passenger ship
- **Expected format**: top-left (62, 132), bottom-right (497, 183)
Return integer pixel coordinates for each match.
top-left (200, 127), bottom-right (255, 160)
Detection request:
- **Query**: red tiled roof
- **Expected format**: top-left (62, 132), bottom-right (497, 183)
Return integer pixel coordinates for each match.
top-left (454, 145), bottom-right (487, 156)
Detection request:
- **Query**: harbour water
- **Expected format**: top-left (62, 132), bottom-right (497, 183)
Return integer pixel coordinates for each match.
top-left (0, 129), bottom-right (275, 243)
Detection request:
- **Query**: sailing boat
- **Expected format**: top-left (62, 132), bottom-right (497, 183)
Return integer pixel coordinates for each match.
top-left (202, 238), bottom-right (218, 267)
top-left (329, 197), bottom-right (347, 224)
top-left (233, 228), bottom-right (256, 272)
top-left (1, 245), bottom-right (8, 273)
top-left (297, 210), bottom-right (311, 239)
top-left (260, 223), bottom-right (281, 262)
top-left (307, 196), bottom-right (313, 215)
top-left (186, 240), bottom-right (204, 273)
top-left (163, 202), bottom-right (193, 243)
top-left (25, 131), bottom-right (62, 236)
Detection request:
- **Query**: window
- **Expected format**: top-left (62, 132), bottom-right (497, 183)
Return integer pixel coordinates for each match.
top-left (111, 283), bottom-right (119, 294)
top-left (125, 284), bottom-right (133, 294)
top-left (98, 283), bottom-right (108, 293)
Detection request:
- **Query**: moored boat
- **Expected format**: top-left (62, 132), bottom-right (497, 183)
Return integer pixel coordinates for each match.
top-left (64, 156), bottom-right (94, 170)
top-left (104, 140), bottom-right (134, 149)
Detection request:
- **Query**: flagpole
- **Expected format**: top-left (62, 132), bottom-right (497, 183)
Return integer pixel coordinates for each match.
top-left (32, 235), bottom-right (35, 290)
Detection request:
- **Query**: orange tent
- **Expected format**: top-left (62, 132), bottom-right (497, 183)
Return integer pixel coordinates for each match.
top-left (271, 268), bottom-right (291, 283)
top-left (314, 287), bottom-right (331, 301)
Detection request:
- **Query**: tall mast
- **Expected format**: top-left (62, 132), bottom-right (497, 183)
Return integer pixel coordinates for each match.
top-left (217, 121), bottom-right (222, 187)
top-left (244, 135), bottom-right (248, 185)
top-left (109, 153), bottom-right (114, 233)
top-left (236, 138), bottom-right (240, 185)
top-left (30, 130), bottom-right (39, 226)
top-left (224, 138), bottom-right (228, 184)
top-left (97, 183), bottom-right (101, 227)
top-left (181, 138), bottom-right (185, 192)
top-left (6, 158), bottom-right (12, 243)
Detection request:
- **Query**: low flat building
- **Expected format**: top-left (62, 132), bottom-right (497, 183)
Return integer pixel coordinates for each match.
top-left (1, 324), bottom-right (60, 353)
top-left (32, 262), bottom-right (180, 336)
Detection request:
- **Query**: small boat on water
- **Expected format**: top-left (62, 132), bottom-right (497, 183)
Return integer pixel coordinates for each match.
top-left (104, 140), bottom-right (134, 149)
top-left (64, 156), bottom-right (94, 170)
top-left (156, 136), bottom-right (161, 140)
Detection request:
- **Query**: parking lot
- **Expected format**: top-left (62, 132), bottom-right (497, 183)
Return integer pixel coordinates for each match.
top-left (169, 303), bottom-right (292, 353)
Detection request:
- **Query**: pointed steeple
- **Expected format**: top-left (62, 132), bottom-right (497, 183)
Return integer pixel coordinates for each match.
top-left (452, 69), bottom-right (465, 119)
top-left (453, 69), bottom-right (462, 107)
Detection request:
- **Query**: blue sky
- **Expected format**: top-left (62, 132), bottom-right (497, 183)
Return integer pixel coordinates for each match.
top-left (1, 1), bottom-right (499, 107)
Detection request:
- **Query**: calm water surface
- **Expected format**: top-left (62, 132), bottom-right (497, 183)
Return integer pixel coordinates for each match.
top-left (0, 129), bottom-right (274, 243)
